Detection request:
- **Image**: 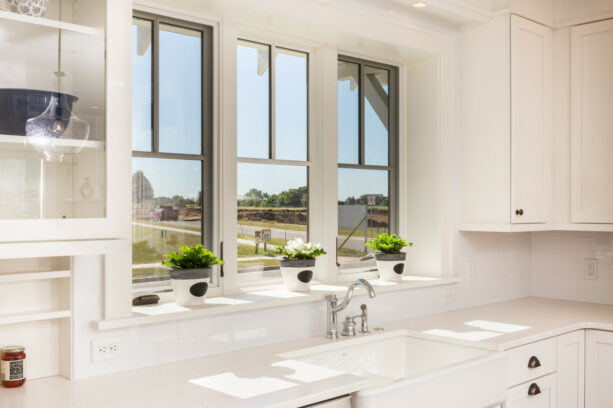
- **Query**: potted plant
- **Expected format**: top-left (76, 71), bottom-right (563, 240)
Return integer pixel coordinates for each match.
top-left (162, 244), bottom-right (224, 306)
top-left (365, 233), bottom-right (413, 282)
top-left (276, 238), bottom-right (326, 292)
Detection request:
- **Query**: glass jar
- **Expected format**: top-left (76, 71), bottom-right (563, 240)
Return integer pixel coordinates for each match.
top-left (1, 346), bottom-right (26, 387)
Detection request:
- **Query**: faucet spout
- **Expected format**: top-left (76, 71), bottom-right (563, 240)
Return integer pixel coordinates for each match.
top-left (332, 279), bottom-right (376, 312)
top-left (326, 279), bottom-right (376, 339)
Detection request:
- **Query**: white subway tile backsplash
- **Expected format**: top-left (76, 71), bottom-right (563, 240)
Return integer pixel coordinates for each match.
top-left (532, 232), bottom-right (613, 304)
top-left (158, 338), bottom-right (197, 365)
top-left (139, 321), bottom-right (178, 344)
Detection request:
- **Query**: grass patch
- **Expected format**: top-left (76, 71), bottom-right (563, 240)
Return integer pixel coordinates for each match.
top-left (132, 223), bottom-right (202, 266)
top-left (237, 234), bottom-right (287, 247)
top-left (338, 227), bottom-right (389, 239)
top-left (134, 219), bottom-right (202, 232)
top-left (237, 243), bottom-right (279, 258)
top-left (337, 247), bottom-right (368, 258)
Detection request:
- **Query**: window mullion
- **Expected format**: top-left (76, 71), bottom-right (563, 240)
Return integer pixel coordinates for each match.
top-left (358, 63), bottom-right (365, 165)
top-left (152, 18), bottom-right (160, 154)
top-left (270, 44), bottom-right (276, 160)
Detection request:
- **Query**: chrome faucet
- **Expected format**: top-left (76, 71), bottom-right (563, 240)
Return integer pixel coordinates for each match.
top-left (325, 279), bottom-right (376, 339)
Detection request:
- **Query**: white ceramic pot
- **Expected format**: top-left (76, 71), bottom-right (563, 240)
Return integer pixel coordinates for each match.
top-left (279, 258), bottom-right (315, 292)
top-left (375, 252), bottom-right (406, 282)
top-left (6, 0), bottom-right (49, 17)
top-left (170, 268), bottom-right (210, 306)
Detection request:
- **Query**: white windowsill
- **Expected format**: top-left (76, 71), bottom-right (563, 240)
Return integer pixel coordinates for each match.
top-left (94, 275), bottom-right (461, 330)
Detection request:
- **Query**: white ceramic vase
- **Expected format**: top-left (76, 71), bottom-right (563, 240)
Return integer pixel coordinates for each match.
top-left (170, 268), bottom-right (210, 306)
top-left (6, 0), bottom-right (49, 17)
top-left (279, 258), bottom-right (315, 292)
top-left (375, 252), bottom-right (406, 282)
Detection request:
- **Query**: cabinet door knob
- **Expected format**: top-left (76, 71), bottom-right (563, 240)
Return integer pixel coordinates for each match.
top-left (527, 356), bottom-right (541, 368)
top-left (515, 209), bottom-right (524, 216)
top-left (528, 383), bottom-right (541, 396)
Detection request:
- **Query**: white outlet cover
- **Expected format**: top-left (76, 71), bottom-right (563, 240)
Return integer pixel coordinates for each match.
top-left (443, 290), bottom-right (456, 305)
top-left (91, 336), bottom-right (127, 362)
top-left (584, 258), bottom-right (598, 281)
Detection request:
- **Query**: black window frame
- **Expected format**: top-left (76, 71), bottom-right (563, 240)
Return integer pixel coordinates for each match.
top-left (131, 11), bottom-right (214, 284)
top-left (336, 55), bottom-right (399, 269)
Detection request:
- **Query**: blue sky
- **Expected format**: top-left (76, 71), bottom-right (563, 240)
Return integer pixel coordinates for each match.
top-left (132, 24), bottom-right (390, 202)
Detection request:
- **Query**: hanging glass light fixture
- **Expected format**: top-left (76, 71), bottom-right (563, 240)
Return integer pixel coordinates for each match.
top-left (25, 5), bottom-right (89, 162)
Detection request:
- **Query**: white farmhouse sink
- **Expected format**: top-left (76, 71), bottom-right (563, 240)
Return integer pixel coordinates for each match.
top-left (280, 330), bottom-right (506, 408)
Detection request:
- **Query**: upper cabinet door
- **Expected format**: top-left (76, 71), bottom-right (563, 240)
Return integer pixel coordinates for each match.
top-left (571, 18), bottom-right (613, 224)
top-left (0, 0), bottom-right (132, 242)
top-left (510, 15), bottom-right (552, 224)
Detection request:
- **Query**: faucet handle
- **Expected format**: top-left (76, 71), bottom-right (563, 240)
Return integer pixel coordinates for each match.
top-left (359, 304), bottom-right (369, 333)
top-left (342, 316), bottom-right (357, 336)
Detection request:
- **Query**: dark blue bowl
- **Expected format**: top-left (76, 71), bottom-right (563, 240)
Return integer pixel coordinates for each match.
top-left (0, 89), bottom-right (78, 136)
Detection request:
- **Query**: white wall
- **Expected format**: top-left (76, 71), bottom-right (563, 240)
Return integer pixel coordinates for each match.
top-left (531, 232), bottom-right (613, 304)
top-left (74, 231), bottom-right (531, 378)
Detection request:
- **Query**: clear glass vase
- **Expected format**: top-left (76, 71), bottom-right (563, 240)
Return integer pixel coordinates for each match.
top-left (25, 93), bottom-right (90, 162)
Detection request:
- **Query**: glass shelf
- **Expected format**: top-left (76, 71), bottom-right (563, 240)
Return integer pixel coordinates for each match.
top-left (0, 9), bottom-right (103, 36)
top-left (0, 134), bottom-right (104, 152)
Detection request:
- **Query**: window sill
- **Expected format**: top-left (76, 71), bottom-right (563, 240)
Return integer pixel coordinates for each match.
top-left (94, 275), bottom-right (461, 330)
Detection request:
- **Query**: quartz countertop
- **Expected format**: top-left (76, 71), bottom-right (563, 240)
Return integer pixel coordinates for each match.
top-left (3, 297), bottom-right (613, 408)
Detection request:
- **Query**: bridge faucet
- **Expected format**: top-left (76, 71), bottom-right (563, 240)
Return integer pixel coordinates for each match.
top-left (325, 279), bottom-right (376, 339)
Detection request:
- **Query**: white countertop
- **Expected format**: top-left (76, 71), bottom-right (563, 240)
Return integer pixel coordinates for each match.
top-left (387, 296), bottom-right (613, 351)
top-left (3, 296), bottom-right (613, 408)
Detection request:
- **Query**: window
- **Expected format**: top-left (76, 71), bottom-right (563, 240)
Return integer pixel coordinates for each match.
top-left (337, 57), bottom-right (398, 273)
top-left (131, 13), bottom-right (213, 284)
top-left (236, 40), bottom-right (309, 284)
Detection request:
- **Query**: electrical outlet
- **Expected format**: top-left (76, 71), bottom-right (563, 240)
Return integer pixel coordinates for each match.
top-left (91, 336), bottom-right (127, 362)
top-left (443, 290), bottom-right (456, 305)
top-left (584, 258), bottom-right (598, 281)
top-left (466, 260), bottom-right (476, 284)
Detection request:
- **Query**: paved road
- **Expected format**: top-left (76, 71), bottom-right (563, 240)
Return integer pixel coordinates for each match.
top-left (236, 224), bottom-right (367, 251)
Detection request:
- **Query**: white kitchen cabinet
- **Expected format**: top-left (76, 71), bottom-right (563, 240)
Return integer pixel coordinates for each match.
top-left (506, 373), bottom-right (557, 408)
top-left (0, 0), bottom-right (131, 242)
top-left (510, 15), bottom-right (552, 225)
top-left (570, 18), bottom-right (613, 224)
top-left (556, 330), bottom-right (584, 408)
top-left (460, 14), bottom-right (552, 231)
top-left (585, 330), bottom-right (613, 408)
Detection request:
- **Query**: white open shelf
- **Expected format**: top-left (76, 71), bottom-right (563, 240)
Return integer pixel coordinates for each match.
top-left (0, 269), bottom-right (70, 283)
top-left (0, 134), bottom-right (105, 152)
top-left (0, 9), bottom-right (103, 36)
top-left (0, 309), bottom-right (71, 326)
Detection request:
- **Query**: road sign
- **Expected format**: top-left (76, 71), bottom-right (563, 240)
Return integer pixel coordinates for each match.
top-left (367, 195), bottom-right (376, 206)
top-left (261, 228), bottom-right (271, 242)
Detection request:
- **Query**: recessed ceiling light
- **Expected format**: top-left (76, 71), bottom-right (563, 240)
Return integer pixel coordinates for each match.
top-left (412, 2), bottom-right (427, 8)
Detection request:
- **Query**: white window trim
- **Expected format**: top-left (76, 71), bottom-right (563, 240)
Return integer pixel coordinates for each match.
top-left (221, 25), bottom-right (410, 296)
top-left (221, 24), bottom-right (321, 295)
top-left (131, 2), bottom-right (224, 299)
top-left (128, 6), bottom-right (431, 303)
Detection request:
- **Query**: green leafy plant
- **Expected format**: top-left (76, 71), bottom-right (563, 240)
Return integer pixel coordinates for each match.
top-left (162, 244), bottom-right (225, 269)
top-left (365, 233), bottom-right (412, 254)
top-left (276, 238), bottom-right (327, 260)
